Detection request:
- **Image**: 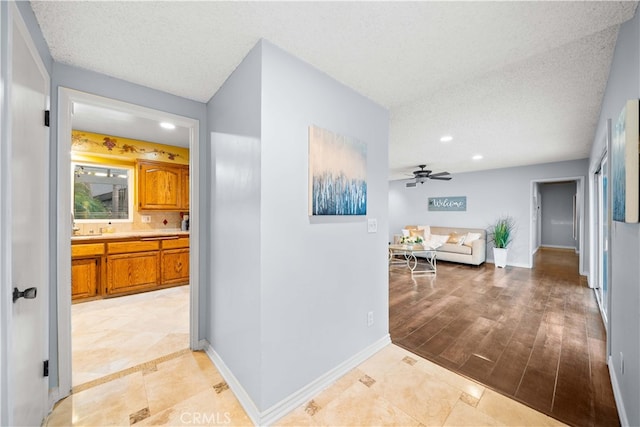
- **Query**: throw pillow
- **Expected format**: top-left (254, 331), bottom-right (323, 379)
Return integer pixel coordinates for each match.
top-left (447, 233), bottom-right (461, 244)
top-left (463, 232), bottom-right (482, 247)
top-left (430, 234), bottom-right (450, 245)
top-left (409, 229), bottom-right (426, 239)
top-left (401, 229), bottom-right (410, 237)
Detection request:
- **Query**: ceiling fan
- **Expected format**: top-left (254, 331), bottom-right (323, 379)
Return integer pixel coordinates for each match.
top-left (405, 164), bottom-right (452, 187)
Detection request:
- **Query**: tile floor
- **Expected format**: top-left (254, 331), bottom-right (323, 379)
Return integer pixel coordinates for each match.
top-left (47, 344), bottom-right (565, 426)
top-left (72, 285), bottom-right (190, 387)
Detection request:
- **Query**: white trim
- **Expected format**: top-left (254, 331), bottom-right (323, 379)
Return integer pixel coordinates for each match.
top-left (487, 261), bottom-right (532, 269)
top-left (204, 335), bottom-right (391, 426)
top-left (539, 244), bottom-right (577, 250)
top-left (0, 3), bottom-right (12, 424)
top-left (56, 88), bottom-right (200, 400)
top-left (608, 356), bottom-right (629, 427)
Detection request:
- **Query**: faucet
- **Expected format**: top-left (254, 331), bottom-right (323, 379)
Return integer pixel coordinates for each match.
top-left (71, 212), bottom-right (80, 234)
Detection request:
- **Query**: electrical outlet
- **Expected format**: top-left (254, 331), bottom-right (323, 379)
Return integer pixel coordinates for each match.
top-left (620, 352), bottom-right (624, 374)
top-left (367, 311), bottom-right (374, 327)
top-left (141, 215), bottom-right (151, 223)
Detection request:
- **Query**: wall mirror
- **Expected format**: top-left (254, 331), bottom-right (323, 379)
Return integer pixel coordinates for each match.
top-left (72, 162), bottom-right (134, 222)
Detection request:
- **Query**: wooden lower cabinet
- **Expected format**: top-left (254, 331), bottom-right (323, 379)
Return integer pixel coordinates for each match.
top-left (71, 257), bottom-right (100, 300)
top-left (71, 234), bottom-right (189, 301)
top-left (106, 251), bottom-right (160, 295)
top-left (161, 249), bottom-right (190, 285)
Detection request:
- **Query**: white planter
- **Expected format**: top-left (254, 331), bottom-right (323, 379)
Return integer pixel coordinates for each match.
top-left (493, 248), bottom-right (508, 268)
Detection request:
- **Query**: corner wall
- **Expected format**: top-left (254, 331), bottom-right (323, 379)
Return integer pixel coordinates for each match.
top-left (389, 159), bottom-right (589, 268)
top-left (207, 41), bottom-right (263, 408)
top-left (588, 9), bottom-right (640, 427)
top-left (206, 39), bottom-right (390, 419)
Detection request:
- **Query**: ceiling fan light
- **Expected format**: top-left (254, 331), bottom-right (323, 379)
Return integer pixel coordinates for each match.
top-left (440, 135), bottom-right (453, 142)
top-left (472, 154), bottom-right (483, 160)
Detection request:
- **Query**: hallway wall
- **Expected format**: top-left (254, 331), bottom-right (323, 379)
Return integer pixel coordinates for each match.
top-left (540, 182), bottom-right (577, 249)
top-left (588, 8), bottom-right (640, 427)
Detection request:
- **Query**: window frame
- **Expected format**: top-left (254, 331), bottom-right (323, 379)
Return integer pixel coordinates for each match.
top-left (71, 161), bottom-right (135, 223)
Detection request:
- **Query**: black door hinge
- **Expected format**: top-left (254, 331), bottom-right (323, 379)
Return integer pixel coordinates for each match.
top-left (43, 360), bottom-right (49, 377)
top-left (44, 110), bottom-right (50, 127)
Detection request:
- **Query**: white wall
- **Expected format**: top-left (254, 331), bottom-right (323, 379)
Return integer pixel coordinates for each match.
top-left (389, 159), bottom-right (589, 268)
top-left (588, 9), bottom-right (640, 427)
top-left (540, 182), bottom-right (577, 249)
top-left (207, 39), bottom-right (390, 416)
top-left (207, 42), bottom-right (263, 406)
top-left (260, 40), bottom-right (389, 409)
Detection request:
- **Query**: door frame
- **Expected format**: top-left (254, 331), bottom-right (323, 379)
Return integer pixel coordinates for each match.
top-left (55, 88), bottom-right (200, 399)
top-left (589, 119), bottom-right (613, 343)
top-left (529, 176), bottom-right (586, 274)
top-left (0, 1), bottom-right (51, 424)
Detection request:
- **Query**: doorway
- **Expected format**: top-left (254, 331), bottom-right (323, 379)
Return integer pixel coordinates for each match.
top-left (56, 88), bottom-right (200, 398)
top-left (529, 176), bottom-right (585, 274)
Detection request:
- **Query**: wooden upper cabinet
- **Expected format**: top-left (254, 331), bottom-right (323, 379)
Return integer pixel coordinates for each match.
top-left (181, 167), bottom-right (189, 211)
top-left (137, 160), bottom-right (189, 211)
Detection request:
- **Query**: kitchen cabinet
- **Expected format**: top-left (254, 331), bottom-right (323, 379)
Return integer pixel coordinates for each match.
top-left (161, 237), bottom-right (190, 285)
top-left (71, 258), bottom-right (100, 300)
top-left (137, 160), bottom-right (189, 211)
top-left (71, 234), bottom-right (189, 301)
top-left (71, 242), bottom-right (104, 300)
top-left (106, 240), bottom-right (160, 295)
top-left (181, 167), bottom-right (189, 210)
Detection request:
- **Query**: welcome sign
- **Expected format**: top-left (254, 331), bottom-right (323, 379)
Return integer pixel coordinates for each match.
top-left (428, 196), bottom-right (467, 212)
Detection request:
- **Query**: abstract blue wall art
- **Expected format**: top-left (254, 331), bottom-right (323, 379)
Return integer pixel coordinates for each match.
top-left (612, 100), bottom-right (639, 223)
top-left (309, 125), bottom-right (367, 216)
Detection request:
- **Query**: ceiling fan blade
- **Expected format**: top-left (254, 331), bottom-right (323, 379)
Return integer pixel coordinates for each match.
top-left (430, 176), bottom-right (452, 180)
top-left (429, 171), bottom-right (450, 177)
top-left (406, 182), bottom-right (417, 187)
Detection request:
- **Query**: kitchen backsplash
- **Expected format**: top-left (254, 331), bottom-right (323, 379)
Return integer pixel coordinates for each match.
top-left (74, 211), bottom-right (186, 235)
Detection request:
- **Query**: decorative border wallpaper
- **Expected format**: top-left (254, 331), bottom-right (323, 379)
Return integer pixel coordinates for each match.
top-left (72, 131), bottom-right (189, 165)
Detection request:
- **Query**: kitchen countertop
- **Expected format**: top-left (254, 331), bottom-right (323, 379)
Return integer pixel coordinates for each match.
top-left (71, 229), bottom-right (189, 242)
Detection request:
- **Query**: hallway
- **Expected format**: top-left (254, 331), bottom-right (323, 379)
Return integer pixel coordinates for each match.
top-left (390, 248), bottom-right (618, 427)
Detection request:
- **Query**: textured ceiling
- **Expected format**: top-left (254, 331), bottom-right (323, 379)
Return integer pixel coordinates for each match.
top-left (31, 1), bottom-right (638, 179)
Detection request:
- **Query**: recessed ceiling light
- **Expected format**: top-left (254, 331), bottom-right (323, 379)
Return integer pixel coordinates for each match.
top-left (472, 154), bottom-right (483, 160)
top-left (440, 135), bottom-right (453, 142)
top-left (160, 122), bottom-right (176, 130)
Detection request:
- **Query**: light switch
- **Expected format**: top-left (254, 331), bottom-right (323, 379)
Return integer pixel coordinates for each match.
top-left (367, 218), bottom-right (377, 233)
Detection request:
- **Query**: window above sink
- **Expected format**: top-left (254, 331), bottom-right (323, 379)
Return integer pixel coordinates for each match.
top-left (72, 162), bottom-right (134, 223)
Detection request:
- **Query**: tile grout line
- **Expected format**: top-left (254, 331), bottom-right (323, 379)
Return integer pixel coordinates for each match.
top-left (72, 348), bottom-right (191, 394)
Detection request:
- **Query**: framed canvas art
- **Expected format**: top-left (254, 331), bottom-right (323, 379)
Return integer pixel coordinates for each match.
top-left (308, 125), bottom-right (367, 216)
top-left (612, 100), bottom-right (639, 223)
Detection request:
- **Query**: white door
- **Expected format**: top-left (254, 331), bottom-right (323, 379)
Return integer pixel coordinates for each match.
top-left (1, 3), bottom-right (50, 426)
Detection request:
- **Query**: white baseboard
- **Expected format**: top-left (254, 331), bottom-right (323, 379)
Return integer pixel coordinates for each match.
top-left (608, 356), bottom-right (629, 427)
top-left (488, 260), bottom-right (532, 269)
top-left (540, 244), bottom-right (577, 250)
top-left (203, 334), bottom-right (391, 426)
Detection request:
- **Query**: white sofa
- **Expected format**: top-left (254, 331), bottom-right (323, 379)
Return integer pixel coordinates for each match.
top-left (401, 225), bottom-right (487, 266)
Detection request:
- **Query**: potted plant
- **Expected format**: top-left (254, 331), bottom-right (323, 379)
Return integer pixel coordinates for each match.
top-left (488, 215), bottom-right (515, 268)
